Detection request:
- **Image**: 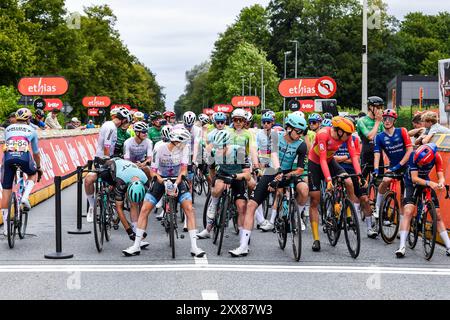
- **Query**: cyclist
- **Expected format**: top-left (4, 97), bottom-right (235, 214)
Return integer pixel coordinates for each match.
top-left (163, 111), bottom-right (177, 125)
top-left (180, 111), bottom-right (202, 190)
top-left (123, 121), bottom-right (153, 179)
top-left (373, 109), bottom-right (413, 215)
top-left (396, 143), bottom-right (450, 257)
top-left (112, 108), bottom-right (132, 158)
top-left (84, 107), bottom-right (131, 222)
top-left (1, 108), bottom-right (42, 233)
top-left (207, 112), bottom-right (229, 145)
top-left (321, 119), bottom-right (332, 128)
top-left (196, 130), bottom-right (251, 240)
top-left (29, 109), bottom-right (47, 130)
top-left (154, 125), bottom-right (172, 220)
top-left (122, 127), bottom-right (205, 257)
top-left (323, 112), bottom-right (333, 120)
top-left (308, 113), bottom-right (322, 133)
top-left (148, 111), bottom-right (163, 145)
top-left (308, 116), bottom-right (362, 252)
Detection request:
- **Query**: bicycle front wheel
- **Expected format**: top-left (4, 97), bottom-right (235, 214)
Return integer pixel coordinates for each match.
top-left (324, 196), bottom-right (341, 246)
top-left (379, 191), bottom-right (400, 244)
top-left (343, 199), bottom-right (361, 259)
top-left (7, 192), bottom-right (18, 248)
top-left (289, 199), bottom-right (302, 261)
top-left (275, 197), bottom-right (287, 250)
top-left (422, 201), bottom-right (437, 260)
top-left (217, 195), bottom-right (230, 256)
top-left (202, 192), bottom-right (212, 229)
top-left (169, 200), bottom-right (176, 259)
top-left (93, 193), bottom-right (104, 252)
top-left (18, 206), bottom-right (28, 240)
top-left (408, 214), bottom-right (419, 249)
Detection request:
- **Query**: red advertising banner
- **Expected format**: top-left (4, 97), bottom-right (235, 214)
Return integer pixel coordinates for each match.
top-left (18, 76), bottom-right (69, 96)
top-left (278, 78), bottom-right (318, 98)
top-left (82, 96), bottom-right (111, 108)
top-left (44, 98), bottom-right (63, 111)
top-left (88, 108), bottom-right (99, 116)
top-left (231, 96), bottom-right (260, 108)
top-left (203, 108), bottom-right (215, 115)
top-left (299, 100), bottom-right (315, 112)
top-left (213, 104), bottom-right (234, 113)
top-left (111, 104), bottom-right (131, 110)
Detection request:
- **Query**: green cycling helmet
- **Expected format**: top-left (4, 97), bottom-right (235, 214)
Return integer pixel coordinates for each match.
top-left (127, 180), bottom-right (146, 203)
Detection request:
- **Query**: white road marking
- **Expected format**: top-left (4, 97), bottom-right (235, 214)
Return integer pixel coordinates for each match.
top-left (194, 255), bottom-right (209, 265)
top-left (201, 290), bottom-right (219, 300)
top-left (0, 264), bottom-right (449, 275)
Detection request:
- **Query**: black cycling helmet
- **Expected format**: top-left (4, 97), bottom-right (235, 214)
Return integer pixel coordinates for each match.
top-left (368, 96), bottom-right (384, 108)
top-left (323, 112), bottom-right (333, 120)
top-left (35, 109), bottom-right (45, 118)
top-left (150, 111), bottom-right (162, 121)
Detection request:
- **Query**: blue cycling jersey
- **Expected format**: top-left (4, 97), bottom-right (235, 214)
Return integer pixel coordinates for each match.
top-left (4, 123), bottom-right (39, 154)
top-left (277, 132), bottom-right (307, 172)
top-left (335, 135), bottom-right (360, 172)
top-left (113, 159), bottom-right (148, 184)
top-left (374, 128), bottom-right (412, 169)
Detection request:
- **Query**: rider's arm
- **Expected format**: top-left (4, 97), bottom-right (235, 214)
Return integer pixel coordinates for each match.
top-left (249, 133), bottom-right (259, 168)
top-left (30, 131), bottom-right (41, 168)
top-left (102, 125), bottom-right (115, 157)
top-left (317, 130), bottom-right (332, 182)
top-left (347, 135), bottom-right (362, 175)
top-left (358, 117), bottom-right (382, 141)
top-left (289, 141), bottom-right (307, 176)
top-left (176, 144), bottom-right (190, 185)
top-left (396, 128), bottom-right (414, 169)
top-left (123, 139), bottom-right (131, 161)
top-left (145, 139), bottom-right (153, 164)
top-left (150, 144), bottom-right (163, 184)
top-left (373, 133), bottom-right (382, 172)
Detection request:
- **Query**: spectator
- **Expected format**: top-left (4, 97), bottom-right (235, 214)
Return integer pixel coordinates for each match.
top-left (30, 109), bottom-right (47, 130)
top-left (45, 109), bottom-right (62, 129)
top-left (1, 112), bottom-right (16, 129)
top-left (417, 111), bottom-right (450, 145)
top-left (66, 117), bottom-right (81, 129)
top-left (86, 120), bottom-right (95, 129)
top-left (408, 113), bottom-right (426, 145)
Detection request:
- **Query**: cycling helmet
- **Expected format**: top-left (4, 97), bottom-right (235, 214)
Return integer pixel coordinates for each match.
top-left (150, 111), bottom-right (163, 121)
top-left (323, 112), bottom-right (333, 120)
top-left (293, 111), bottom-right (305, 119)
top-left (308, 113), bottom-right (322, 123)
top-left (368, 96), bottom-right (384, 108)
top-left (183, 111), bottom-right (196, 126)
top-left (213, 112), bottom-right (227, 123)
top-left (231, 108), bottom-right (247, 119)
top-left (285, 113), bottom-right (307, 131)
top-left (170, 127), bottom-right (191, 143)
top-left (133, 121), bottom-right (148, 133)
top-left (127, 180), bottom-right (146, 203)
top-left (163, 111), bottom-right (176, 118)
top-left (382, 109), bottom-right (398, 119)
top-left (110, 107), bottom-right (120, 117)
top-left (15, 108), bottom-right (32, 122)
top-left (331, 116), bottom-right (355, 134)
top-left (321, 119), bottom-right (332, 127)
top-left (245, 111), bottom-right (253, 122)
top-left (266, 110), bottom-right (276, 117)
top-left (133, 111), bottom-right (144, 121)
top-left (413, 143), bottom-right (438, 167)
top-left (213, 130), bottom-right (231, 148)
top-left (116, 108), bottom-right (132, 123)
top-left (161, 125), bottom-right (172, 141)
top-left (198, 113), bottom-right (210, 125)
top-left (35, 109), bottom-right (45, 118)
top-left (261, 112), bottom-right (275, 123)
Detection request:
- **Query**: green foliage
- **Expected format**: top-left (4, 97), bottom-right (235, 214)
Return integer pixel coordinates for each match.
top-left (0, 85), bottom-right (21, 122)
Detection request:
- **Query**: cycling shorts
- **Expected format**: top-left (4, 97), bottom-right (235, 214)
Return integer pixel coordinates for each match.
top-left (250, 174), bottom-right (305, 206)
top-left (1, 152), bottom-right (37, 189)
top-left (308, 159), bottom-right (346, 192)
top-left (144, 180), bottom-right (191, 206)
top-left (213, 174), bottom-right (247, 201)
top-left (403, 184), bottom-right (439, 208)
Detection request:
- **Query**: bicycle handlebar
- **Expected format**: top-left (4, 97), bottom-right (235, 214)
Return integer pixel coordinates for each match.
top-left (376, 173), bottom-right (404, 179)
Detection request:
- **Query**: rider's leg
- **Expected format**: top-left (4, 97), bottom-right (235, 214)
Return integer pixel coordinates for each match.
top-left (398, 204), bottom-right (414, 250)
top-left (180, 198), bottom-right (205, 256)
top-left (309, 191), bottom-right (321, 241)
top-left (84, 172), bottom-right (97, 209)
top-left (376, 178), bottom-right (392, 213)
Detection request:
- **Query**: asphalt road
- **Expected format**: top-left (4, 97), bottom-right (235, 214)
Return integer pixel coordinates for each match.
top-left (1, 183), bottom-right (450, 300)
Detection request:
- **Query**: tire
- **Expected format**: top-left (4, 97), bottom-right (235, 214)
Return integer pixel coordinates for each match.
top-left (324, 196), bottom-right (341, 246)
top-left (290, 198), bottom-right (302, 261)
top-left (231, 201), bottom-right (239, 235)
top-left (367, 181), bottom-right (378, 222)
top-left (213, 196), bottom-right (224, 245)
top-left (343, 199), bottom-right (361, 259)
top-left (169, 199), bottom-right (176, 259)
top-left (275, 197), bottom-right (287, 250)
top-left (320, 192), bottom-right (331, 226)
top-left (408, 214), bottom-right (419, 249)
top-left (194, 171), bottom-right (202, 196)
top-left (93, 192), bottom-right (104, 252)
top-left (422, 201), bottom-right (437, 261)
top-left (18, 209), bottom-right (28, 240)
top-left (217, 195), bottom-right (230, 256)
top-left (7, 192), bottom-right (18, 249)
top-left (104, 197), bottom-right (112, 242)
top-left (202, 192), bottom-right (212, 229)
top-left (379, 191), bottom-right (400, 244)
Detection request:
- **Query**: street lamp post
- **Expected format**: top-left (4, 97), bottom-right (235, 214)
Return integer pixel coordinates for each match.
top-left (249, 72), bottom-right (255, 96)
top-left (241, 75), bottom-right (246, 96)
top-left (362, 0), bottom-right (368, 113)
top-left (290, 40), bottom-right (299, 78)
top-left (283, 51), bottom-right (292, 124)
top-left (260, 64), bottom-right (264, 113)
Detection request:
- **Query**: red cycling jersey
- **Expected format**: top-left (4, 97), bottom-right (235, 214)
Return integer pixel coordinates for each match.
top-left (308, 127), bottom-right (362, 182)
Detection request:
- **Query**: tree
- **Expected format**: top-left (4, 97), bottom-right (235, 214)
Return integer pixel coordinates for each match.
top-left (0, 86), bottom-right (21, 122)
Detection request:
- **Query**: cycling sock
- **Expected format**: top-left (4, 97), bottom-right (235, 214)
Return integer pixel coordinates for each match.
top-left (366, 216), bottom-right (372, 230)
top-left (311, 221), bottom-right (319, 241)
top-left (86, 194), bottom-right (95, 209)
top-left (399, 230), bottom-right (408, 249)
top-left (269, 209), bottom-right (277, 224)
top-left (376, 193), bottom-right (383, 209)
top-left (211, 196), bottom-right (219, 206)
top-left (134, 228), bottom-right (145, 247)
top-left (440, 231), bottom-right (450, 249)
top-left (2, 209), bottom-right (7, 225)
top-left (298, 205), bottom-right (305, 216)
top-left (22, 180), bottom-right (35, 201)
top-left (240, 229), bottom-right (251, 249)
top-left (354, 203), bottom-right (360, 216)
top-left (255, 205), bottom-right (264, 224)
top-left (131, 222), bottom-right (137, 233)
top-left (189, 230), bottom-right (199, 249)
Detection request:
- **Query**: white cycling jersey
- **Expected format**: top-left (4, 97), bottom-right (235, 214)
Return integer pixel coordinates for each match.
top-left (151, 142), bottom-right (189, 177)
top-left (123, 137), bottom-right (153, 163)
top-left (95, 121), bottom-right (117, 158)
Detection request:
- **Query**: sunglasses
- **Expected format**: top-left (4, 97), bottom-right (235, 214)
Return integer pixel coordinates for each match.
top-left (233, 118), bottom-right (245, 123)
top-left (137, 130), bottom-right (148, 134)
top-left (216, 121), bottom-right (225, 125)
top-left (309, 121), bottom-right (318, 125)
top-left (263, 121), bottom-right (273, 125)
top-left (383, 116), bottom-right (395, 122)
top-left (294, 129), bottom-right (303, 135)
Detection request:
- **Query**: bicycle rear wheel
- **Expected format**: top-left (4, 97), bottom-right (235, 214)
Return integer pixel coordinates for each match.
top-left (275, 197), bottom-right (287, 250)
top-left (104, 197), bottom-right (112, 242)
top-left (379, 191), bottom-right (400, 244)
top-left (408, 213), bottom-right (419, 249)
top-left (7, 192), bottom-right (18, 248)
top-left (289, 199), bottom-right (302, 261)
top-left (202, 192), bottom-right (212, 229)
top-left (324, 196), bottom-right (341, 246)
top-left (367, 181), bottom-right (378, 222)
top-left (422, 201), bottom-right (437, 260)
top-left (193, 171), bottom-right (202, 196)
top-left (231, 202), bottom-right (239, 235)
top-left (343, 199), bottom-right (361, 259)
top-left (213, 196), bottom-right (225, 245)
top-left (18, 207), bottom-right (28, 240)
top-left (169, 200), bottom-right (176, 259)
top-left (93, 192), bottom-right (104, 252)
top-left (217, 195), bottom-right (230, 255)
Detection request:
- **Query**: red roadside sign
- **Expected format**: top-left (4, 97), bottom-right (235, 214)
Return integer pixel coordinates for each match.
top-left (213, 104), bottom-right (234, 113)
top-left (231, 96), bottom-right (260, 108)
top-left (18, 76), bottom-right (69, 96)
top-left (82, 96), bottom-right (111, 108)
top-left (88, 108), bottom-right (99, 116)
top-left (203, 108), bottom-right (215, 115)
top-left (315, 76), bottom-right (337, 99)
top-left (44, 98), bottom-right (63, 111)
top-left (111, 104), bottom-right (131, 110)
top-left (299, 100), bottom-right (315, 112)
top-left (278, 78), bottom-right (318, 98)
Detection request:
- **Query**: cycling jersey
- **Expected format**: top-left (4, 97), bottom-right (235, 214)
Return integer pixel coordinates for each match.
top-left (404, 152), bottom-right (444, 186)
top-left (374, 127), bottom-right (412, 170)
top-left (112, 158), bottom-right (149, 184)
top-left (127, 126), bottom-right (135, 138)
top-left (95, 121), bottom-right (117, 158)
top-left (230, 129), bottom-right (254, 159)
top-left (308, 127), bottom-right (361, 182)
top-left (30, 118), bottom-right (46, 130)
top-left (148, 126), bottom-right (162, 145)
top-left (356, 116), bottom-right (384, 146)
top-left (256, 129), bottom-right (278, 167)
top-left (278, 132), bottom-right (307, 172)
top-left (123, 137), bottom-right (153, 163)
top-left (113, 127), bottom-right (130, 158)
top-left (151, 142), bottom-right (189, 177)
top-left (207, 145), bottom-right (247, 176)
top-left (335, 135), bottom-right (361, 172)
top-left (206, 127), bottom-right (232, 145)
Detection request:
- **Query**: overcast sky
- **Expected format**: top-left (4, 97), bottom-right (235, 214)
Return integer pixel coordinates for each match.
top-left (64, 0), bottom-right (447, 110)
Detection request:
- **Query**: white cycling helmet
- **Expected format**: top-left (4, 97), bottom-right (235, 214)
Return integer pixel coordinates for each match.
top-left (133, 111), bottom-right (144, 120)
top-left (133, 121), bottom-right (148, 132)
top-left (231, 108), bottom-right (246, 119)
top-left (170, 127), bottom-right (191, 143)
top-left (198, 113), bottom-right (210, 125)
top-left (116, 108), bottom-right (132, 123)
top-left (213, 130), bottom-right (231, 148)
top-left (293, 111), bottom-right (305, 119)
top-left (161, 125), bottom-right (172, 140)
top-left (245, 111), bottom-right (253, 122)
top-left (183, 111), bottom-right (196, 126)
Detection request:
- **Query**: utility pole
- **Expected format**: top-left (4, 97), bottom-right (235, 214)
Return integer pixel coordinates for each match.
top-left (362, 0), bottom-right (368, 113)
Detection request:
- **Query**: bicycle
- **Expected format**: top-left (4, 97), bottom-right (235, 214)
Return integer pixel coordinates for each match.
top-left (193, 164), bottom-right (209, 197)
top-left (323, 174), bottom-right (361, 259)
top-left (377, 172), bottom-right (404, 244)
top-left (273, 175), bottom-right (303, 262)
top-left (408, 185), bottom-right (449, 260)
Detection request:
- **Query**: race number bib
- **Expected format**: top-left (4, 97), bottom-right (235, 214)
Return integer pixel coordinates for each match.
top-left (5, 138), bottom-right (29, 152)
